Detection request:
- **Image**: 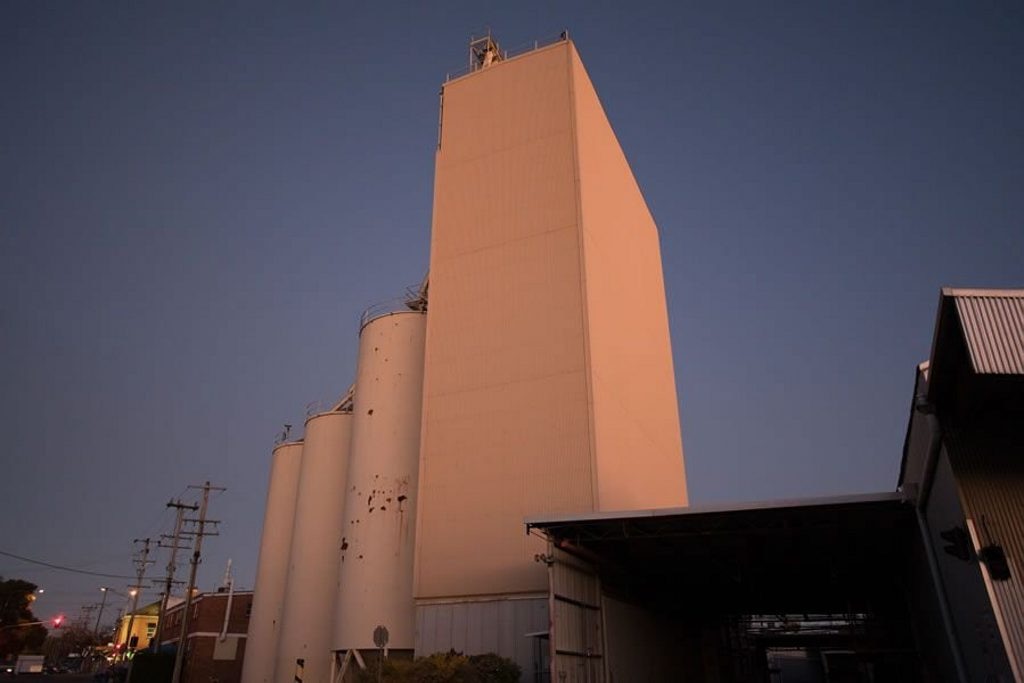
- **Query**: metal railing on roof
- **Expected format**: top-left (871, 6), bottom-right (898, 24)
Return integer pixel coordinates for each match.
top-left (358, 281), bottom-right (428, 332)
top-left (444, 30), bottom-right (569, 83)
top-left (358, 299), bottom-right (423, 332)
top-left (304, 385), bottom-right (354, 417)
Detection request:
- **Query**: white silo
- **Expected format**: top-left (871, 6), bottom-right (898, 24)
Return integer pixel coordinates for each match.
top-left (274, 409), bottom-right (353, 683)
top-left (242, 440), bottom-right (304, 683)
top-left (333, 310), bottom-right (427, 667)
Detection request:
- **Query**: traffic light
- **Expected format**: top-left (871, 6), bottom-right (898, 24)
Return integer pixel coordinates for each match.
top-left (940, 526), bottom-right (972, 562)
top-left (51, 615), bottom-right (64, 628)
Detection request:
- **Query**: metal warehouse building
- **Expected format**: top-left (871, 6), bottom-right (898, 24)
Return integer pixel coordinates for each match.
top-left (529, 288), bottom-right (1024, 682)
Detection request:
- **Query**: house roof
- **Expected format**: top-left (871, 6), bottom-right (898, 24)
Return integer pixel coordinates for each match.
top-left (943, 288), bottom-right (1024, 375)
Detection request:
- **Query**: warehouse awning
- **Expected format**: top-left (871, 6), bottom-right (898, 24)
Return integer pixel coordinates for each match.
top-left (526, 492), bottom-right (916, 617)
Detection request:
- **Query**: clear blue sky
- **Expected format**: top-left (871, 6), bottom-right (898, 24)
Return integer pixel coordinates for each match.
top-left (2, 1), bottom-right (1021, 624)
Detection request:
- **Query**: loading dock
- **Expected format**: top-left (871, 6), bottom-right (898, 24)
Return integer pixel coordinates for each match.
top-left (529, 493), bottom-right (928, 682)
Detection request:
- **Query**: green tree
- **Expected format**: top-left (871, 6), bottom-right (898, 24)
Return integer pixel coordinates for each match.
top-left (0, 578), bottom-right (48, 659)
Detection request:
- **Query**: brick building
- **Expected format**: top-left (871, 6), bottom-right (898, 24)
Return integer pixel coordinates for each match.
top-left (163, 590), bottom-right (253, 683)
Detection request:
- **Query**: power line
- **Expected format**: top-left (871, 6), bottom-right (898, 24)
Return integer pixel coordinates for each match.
top-left (0, 549), bottom-right (136, 580)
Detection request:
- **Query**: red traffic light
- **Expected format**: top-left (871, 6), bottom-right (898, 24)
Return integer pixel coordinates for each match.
top-left (51, 615), bottom-right (64, 628)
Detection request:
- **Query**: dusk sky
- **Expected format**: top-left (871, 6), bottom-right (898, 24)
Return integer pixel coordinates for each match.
top-left (2, 2), bottom-right (1021, 626)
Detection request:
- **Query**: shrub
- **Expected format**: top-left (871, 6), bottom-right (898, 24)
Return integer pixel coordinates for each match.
top-left (468, 653), bottom-right (521, 683)
top-left (353, 650), bottom-right (520, 683)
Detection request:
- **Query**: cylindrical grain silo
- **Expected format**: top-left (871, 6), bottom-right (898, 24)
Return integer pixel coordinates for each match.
top-left (333, 311), bottom-right (427, 663)
top-left (274, 410), bottom-right (353, 683)
top-left (241, 440), bottom-right (304, 683)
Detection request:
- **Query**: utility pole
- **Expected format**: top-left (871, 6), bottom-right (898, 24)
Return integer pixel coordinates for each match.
top-left (95, 588), bottom-right (109, 637)
top-left (123, 538), bottom-right (153, 658)
top-left (78, 603), bottom-right (97, 629)
top-left (171, 481), bottom-right (225, 683)
top-left (154, 499), bottom-right (197, 649)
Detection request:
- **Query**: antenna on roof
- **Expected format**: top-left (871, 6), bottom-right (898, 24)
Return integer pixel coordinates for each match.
top-left (469, 29), bottom-right (502, 71)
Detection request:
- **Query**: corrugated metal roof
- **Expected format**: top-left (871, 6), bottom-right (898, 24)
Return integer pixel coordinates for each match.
top-left (949, 289), bottom-right (1024, 375)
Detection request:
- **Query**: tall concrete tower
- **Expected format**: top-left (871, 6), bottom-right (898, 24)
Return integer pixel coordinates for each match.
top-left (414, 36), bottom-right (687, 659)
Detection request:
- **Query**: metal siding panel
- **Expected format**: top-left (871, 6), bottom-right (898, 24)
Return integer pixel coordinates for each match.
top-left (436, 604), bottom-right (453, 646)
top-left (512, 600), bottom-right (539, 678)
top-left (465, 603), bottom-right (481, 653)
top-left (946, 424), bottom-right (1024, 677)
top-left (413, 608), bottom-right (426, 653)
top-left (451, 604), bottom-right (469, 649)
top-left (553, 600), bottom-right (580, 652)
top-left (499, 601), bottom-right (517, 661)
top-left (422, 606), bottom-right (438, 654)
top-left (485, 601), bottom-right (504, 654)
top-left (954, 294), bottom-right (1024, 375)
top-left (414, 598), bottom-right (548, 679)
top-left (525, 600), bottom-right (548, 668)
top-left (551, 555), bottom-right (604, 683)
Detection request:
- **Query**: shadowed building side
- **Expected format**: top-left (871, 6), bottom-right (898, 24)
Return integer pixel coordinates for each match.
top-left (568, 45), bottom-right (687, 511)
top-left (900, 288), bottom-right (1024, 680)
